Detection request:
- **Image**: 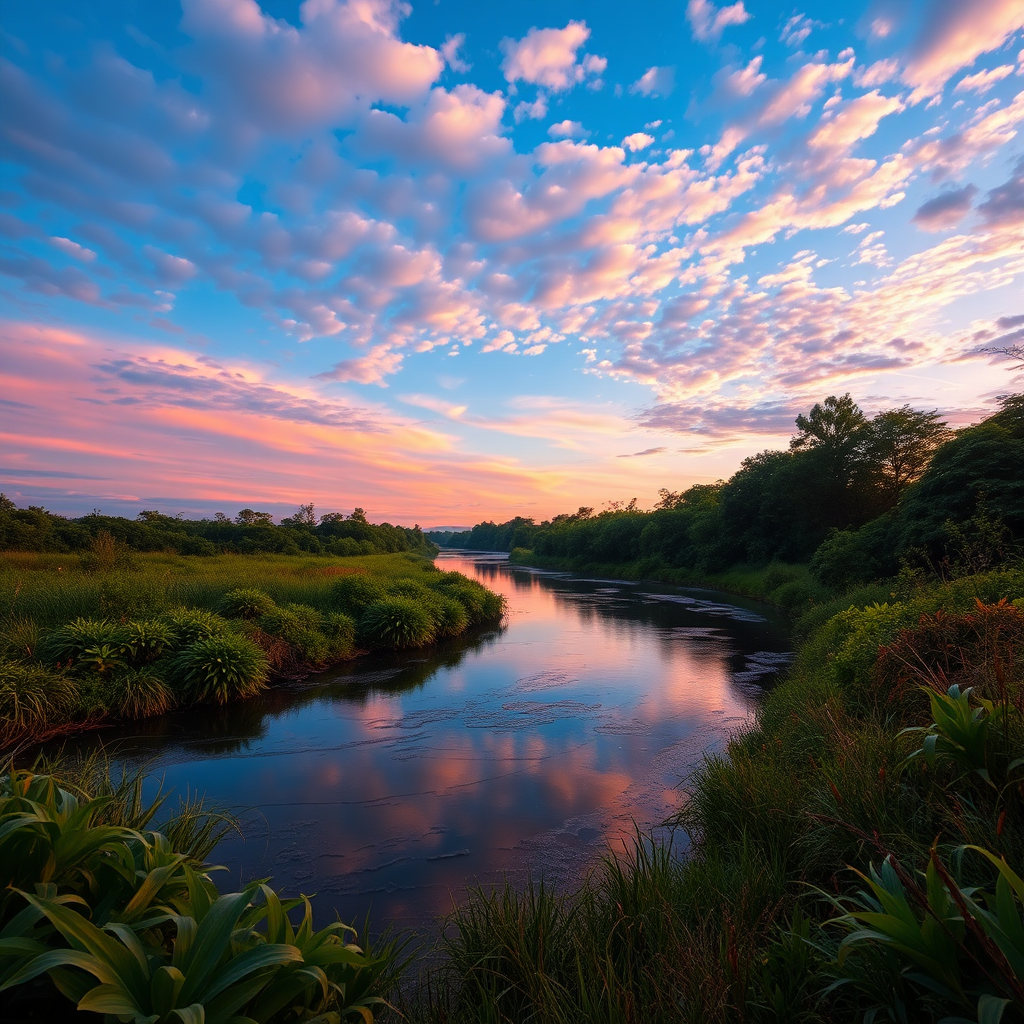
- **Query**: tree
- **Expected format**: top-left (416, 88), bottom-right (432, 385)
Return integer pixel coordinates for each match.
top-left (281, 503), bottom-right (317, 527)
top-left (235, 509), bottom-right (274, 526)
top-left (348, 508), bottom-right (368, 523)
top-left (862, 406), bottom-right (951, 503)
top-left (791, 393), bottom-right (867, 471)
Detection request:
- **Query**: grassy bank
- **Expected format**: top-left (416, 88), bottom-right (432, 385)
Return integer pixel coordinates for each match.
top-left (411, 565), bottom-right (1024, 1023)
top-left (0, 550), bottom-right (504, 748)
top-left (508, 546), bottom-right (848, 616)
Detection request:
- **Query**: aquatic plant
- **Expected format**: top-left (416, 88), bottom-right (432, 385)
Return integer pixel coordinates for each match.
top-left (107, 667), bottom-right (175, 719)
top-left (168, 633), bottom-right (268, 704)
top-left (432, 596), bottom-right (469, 638)
top-left (358, 598), bottom-right (435, 649)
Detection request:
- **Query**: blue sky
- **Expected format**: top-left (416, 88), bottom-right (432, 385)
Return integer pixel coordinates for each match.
top-left (2, 0), bottom-right (1022, 525)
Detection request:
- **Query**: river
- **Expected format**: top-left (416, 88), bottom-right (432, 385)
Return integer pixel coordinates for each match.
top-left (60, 552), bottom-right (793, 937)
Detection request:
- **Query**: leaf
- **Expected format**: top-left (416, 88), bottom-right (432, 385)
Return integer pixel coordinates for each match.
top-left (77, 982), bottom-right (143, 1016)
top-left (977, 994), bottom-right (1011, 1024)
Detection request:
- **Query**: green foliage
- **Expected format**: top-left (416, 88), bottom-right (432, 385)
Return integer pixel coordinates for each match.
top-left (168, 633), bottom-right (269, 704)
top-left (359, 598), bottom-right (435, 650)
top-left (329, 574), bottom-right (387, 617)
top-left (119, 618), bottom-right (175, 663)
top-left (0, 662), bottom-right (78, 743)
top-left (107, 667), bottom-right (176, 719)
top-left (216, 586), bottom-right (276, 620)
top-left (432, 596), bottom-right (470, 638)
top-left (0, 767), bottom-right (403, 1022)
top-left (161, 607), bottom-right (229, 649)
top-left (36, 617), bottom-right (120, 670)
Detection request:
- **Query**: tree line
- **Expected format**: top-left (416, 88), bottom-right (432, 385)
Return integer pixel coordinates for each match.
top-left (427, 394), bottom-right (1024, 589)
top-left (0, 500), bottom-right (437, 558)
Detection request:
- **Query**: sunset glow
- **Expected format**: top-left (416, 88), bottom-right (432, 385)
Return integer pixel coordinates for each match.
top-left (2, 0), bottom-right (1022, 524)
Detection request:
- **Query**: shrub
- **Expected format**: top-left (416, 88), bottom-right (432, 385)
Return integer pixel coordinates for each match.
top-left (217, 587), bottom-right (276, 620)
top-left (259, 607), bottom-right (330, 666)
top-left (36, 618), bottom-right (120, 670)
top-left (161, 607), bottom-right (229, 649)
top-left (323, 612), bottom-right (356, 657)
top-left (328, 574), bottom-right (387, 616)
top-left (107, 667), bottom-right (175, 719)
top-left (0, 662), bottom-right (79, 743)
top-left (119, 618), bottom-right (175, 664)
top-left (359, 598), bottom-right (435, 649)
top-left (168, 633), bottom-right (268, 704)
top-left (432, 596), bottom-right (469, 638)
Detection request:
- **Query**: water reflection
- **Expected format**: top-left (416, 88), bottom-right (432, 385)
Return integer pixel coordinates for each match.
top-left (58, 553), bottom-right (792, 936)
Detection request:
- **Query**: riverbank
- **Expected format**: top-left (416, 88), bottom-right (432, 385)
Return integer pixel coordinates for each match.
top-left (413, 563), bottom-right (1024, 1022)
top-left (508, 546), bottom-right (858, 615)
top-left (0, 550), bottom-right (504, 748)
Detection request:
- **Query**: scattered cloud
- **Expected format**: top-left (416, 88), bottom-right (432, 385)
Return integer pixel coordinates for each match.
top-left (686, 0), bottom-right (751, 44)
top-left (912, 184), bottom-right (979, 230)
top-left (500, 21), bottom-right (604, 91)
top-left (622, 132), bottom-right (654, 152)
top-left (630, 66), bottom-right (675, 97)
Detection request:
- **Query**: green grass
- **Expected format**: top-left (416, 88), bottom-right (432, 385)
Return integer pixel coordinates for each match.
top-left (0, 550), bottom-right (505, 747)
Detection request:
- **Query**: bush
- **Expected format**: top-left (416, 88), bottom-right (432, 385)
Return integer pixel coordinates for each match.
top-left (107, 667), bottom-right (175, 719)
top-left (0, 616), bottom-right (40, 663)
top-left (217, 587), bottom-right (276, 620)
top-left (36, 617), bottom-right (120, 670)
top-left (259, 607), bottom-right (330, 666)
top-left (119, 619), bottom-right (175, 663)
top-left (432, 596), bottom-right (470, 638)
top-left (323, 612), bottom-right (357, 657)
top-left (329, 574), bottom-right (387, 616)
top-left (358, 598), bottom-right (436, 649)
top-left (168, 633), bottom-right (269, 704)
top-left (161, 607), bottom-right (229, 649)
top-left (0, 661), bottom-right (79, 743)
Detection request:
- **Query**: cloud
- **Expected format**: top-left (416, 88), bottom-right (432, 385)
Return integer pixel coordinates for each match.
top-left (630, 66), bottom-right (675, 97)
top-left (50, 236), bottom-right (97, 261)
top-left (622, 132), bottom-right (654, 152)
top-left (955, 65), bottom-right (1015, 95)
top-left (441, 33), bottom-right (470, 73)
top-left (514, 96), bottom-right (548, 123)
top-left (617, 446), bottom-right (667, 457)
top-left (686, 0), bottom-right (751, 44)
top-left (317, 345), bottom-right (405, 385)
top-left (500, 21), bottom-right (603, 92)
top-left (179, 0), bottom-right (444, 132)
top-left (912, 184), bottom-right (979, 230)
top-left (548, 120), bottom-right (588, 139)
top-left (901, 0), bottom-right (1024, 103)
top-left (976, 156), bottom-right (1024, 227)
top-left (780, 13), bottom-right (816, 48)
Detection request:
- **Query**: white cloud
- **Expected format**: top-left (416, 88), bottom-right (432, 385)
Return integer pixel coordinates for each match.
top-left (441, 33), bottom-right (470, 73)
top-left (548, 119), bottom-right (588, 138)
top-left (622, 132), bottom-right (654, 151)
top-left (500, 21), bottom-right (603, 91)
top-left (630, 66), bottom-right (676, 97)
top-left (686, 0), bottom-right (751, 44)
top-left (955, 65), bottom-right (1015, 95)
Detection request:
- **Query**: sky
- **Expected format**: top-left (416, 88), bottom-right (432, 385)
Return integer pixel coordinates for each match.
top-left (1, 0), bottom-right (1022, 528)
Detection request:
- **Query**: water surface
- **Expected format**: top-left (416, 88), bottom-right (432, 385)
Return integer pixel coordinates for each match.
top-left (65, 552), bottom-right (792, 935)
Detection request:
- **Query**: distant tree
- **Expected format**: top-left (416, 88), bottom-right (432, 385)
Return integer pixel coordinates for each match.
top-left (281, 503), bottom-right (317, 527)
top-left (236, 509), bottom-right (274, 526)
top-left (319, 512), bottom-right (346, 524)
top-left (213, 513), bottom-right (230, 523)
top-left (349, 508), bottom-right (368, 523)
top-left (863, 406), bottom-right (952, 502)
top-left (791, 394), bottom-right (867, 469)
top-left (137, 510), bottom-right (161, 522)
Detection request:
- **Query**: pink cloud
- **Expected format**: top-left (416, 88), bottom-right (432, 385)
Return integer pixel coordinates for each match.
top-left (686, 0), bottom-right (751, 44)
top-left (179, 0), bottom-right (444, 132)
top-left (901, 0), bottom-right (1024, 103)
top-left (499, 22), bottom-right (602, 92)
top-left (629, 66), bottom-right (676, 98)
top-left (955, 64), bottom-right (1015, 95)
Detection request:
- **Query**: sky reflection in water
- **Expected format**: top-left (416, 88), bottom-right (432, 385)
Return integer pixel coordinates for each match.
top-left (73, 553), bottom-right (792, 935)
